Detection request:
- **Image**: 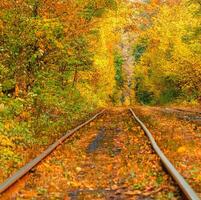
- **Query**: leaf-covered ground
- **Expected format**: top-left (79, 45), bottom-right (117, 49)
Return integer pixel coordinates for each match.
top-left (1, 108), bottom-right (181, 200)
top-left (0, 108), bottom-right (98, 184)
top-left (133, 106), bottom-right (201, 196)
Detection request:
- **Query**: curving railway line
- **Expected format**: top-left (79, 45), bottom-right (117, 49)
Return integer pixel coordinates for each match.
top-left (0, 108), bottom-right (200, 200)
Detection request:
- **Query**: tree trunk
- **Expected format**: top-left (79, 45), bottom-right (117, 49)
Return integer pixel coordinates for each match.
top-left (73, 69), bottom-right (78, 86)
top-left (33, 0), bottom-right (39, 18)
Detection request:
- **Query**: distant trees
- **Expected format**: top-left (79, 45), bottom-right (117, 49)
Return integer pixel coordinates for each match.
top-left (132, 0), bottom-right (201, 104)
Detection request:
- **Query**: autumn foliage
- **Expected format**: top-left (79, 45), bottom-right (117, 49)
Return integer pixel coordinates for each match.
top-left (0, 0), bottom-right (120, 177)
top-left (132, 0), bottom-right (201, 105)
top-left (0, 0), bottom-right (200, 188)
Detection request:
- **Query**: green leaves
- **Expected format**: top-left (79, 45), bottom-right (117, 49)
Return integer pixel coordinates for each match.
top-left (114, 52), bottom-right (124, 88)
top-left (80, 0), bottom-right (117, 21)
top-left (82, 5), bottom-right (105, 21)
top-left (133, 39), bottom-right (148, 62)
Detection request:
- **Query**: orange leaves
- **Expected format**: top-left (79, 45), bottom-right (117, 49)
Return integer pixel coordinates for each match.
top-left (3, 108), bottom-right (181, 199)
top-left (67, 48), bottom-right (74, 56)
top-left (35, 30), bottom-right (44, 38)
top-left (15, 84), bottom-right (19, 97)
top-left (43, 0), bottom-right (91, 39)
top-left (18, 111), bottom-right (30, 121)
top-left (135, 106), bottom-right (201, 190)
top-left (0, 19), bottom-right (3, 31)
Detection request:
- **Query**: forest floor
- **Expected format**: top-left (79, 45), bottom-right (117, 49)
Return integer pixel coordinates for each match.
top-left (1, 108), bottom-right (182, 200)
top-left (133, 106), bottom-right (201, 194)
top-left (0, 110), bottom-right (99, 185)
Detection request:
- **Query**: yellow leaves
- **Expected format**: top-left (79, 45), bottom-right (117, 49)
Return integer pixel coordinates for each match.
top-left (55, 41), bottom-right (63, 49)
top-left (76, 11), bottom-right (119, 106)
top-left (75, 167), bottom-right (82, 173)
top-left (0, 135), bottom-right (15, 148)
top-left (197, 175), bottom-right (201, 182)
top-left (71, 181), bottom-right (81, 188)
top-left (177, 146), bottom-right (187, 153)
top-left (124, 97), bottom-right (130, 106)
top-left (188, 2), bottom-right (200, 13)
top-left (134, 0), bottom-right (201, 98)
top-left (0, 103), bottom-right (5, 112)
top-left (4, 120), bottom-right (15, 131)
top-left (4, 122), bottom-right (10, 130)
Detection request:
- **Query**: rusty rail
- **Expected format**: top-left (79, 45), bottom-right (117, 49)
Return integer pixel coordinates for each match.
top-left (168, 108), bottom-right (201, 115)
top-left (129, 108), bottom-right (200, 200)
top-left (0, 110), bottom-right (105, 194)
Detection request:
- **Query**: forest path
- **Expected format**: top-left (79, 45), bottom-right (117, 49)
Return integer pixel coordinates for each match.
top-left (1, 108), bottom-right (180, 200)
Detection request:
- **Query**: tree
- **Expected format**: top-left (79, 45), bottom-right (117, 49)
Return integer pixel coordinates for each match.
top-left (132, 0), bottom-right (201, 104)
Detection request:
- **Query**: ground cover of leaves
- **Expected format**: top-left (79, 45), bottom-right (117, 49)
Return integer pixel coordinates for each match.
top-left (1, 108), bottom-right (181, 200)
top-left (133, 106), bottom-right (201, 196)
top-left (0, 109), bottom-right (97, 184)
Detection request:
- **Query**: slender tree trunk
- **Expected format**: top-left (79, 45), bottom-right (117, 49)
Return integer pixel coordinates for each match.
top-left (33, 0), bottom-right (39, 18)
top-left (14, 0), bottom-right (40, 97)
top-left (73, 69), bottom-right (78, 86)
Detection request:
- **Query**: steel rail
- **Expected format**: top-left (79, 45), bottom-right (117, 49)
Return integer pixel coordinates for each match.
top-left (0, 110), bottom-right (105, 194)
top-left (165, 108), bottom-right (201, 115)
top-left (129, 108), bottom-right (200, 200)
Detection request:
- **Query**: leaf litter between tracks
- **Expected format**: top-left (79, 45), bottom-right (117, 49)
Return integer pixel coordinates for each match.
top-left (3, 109), bottom-right (181, 200)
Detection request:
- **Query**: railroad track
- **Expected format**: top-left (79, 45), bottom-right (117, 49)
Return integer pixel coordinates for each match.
top-left (163, 108), bottom-right (201, 117)
top-left (152, 107), bottom-right (201, 124)
top-left (0, 109), bottom-right (199, 200)
top-left (168, 108), bottom-right (201, 115)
